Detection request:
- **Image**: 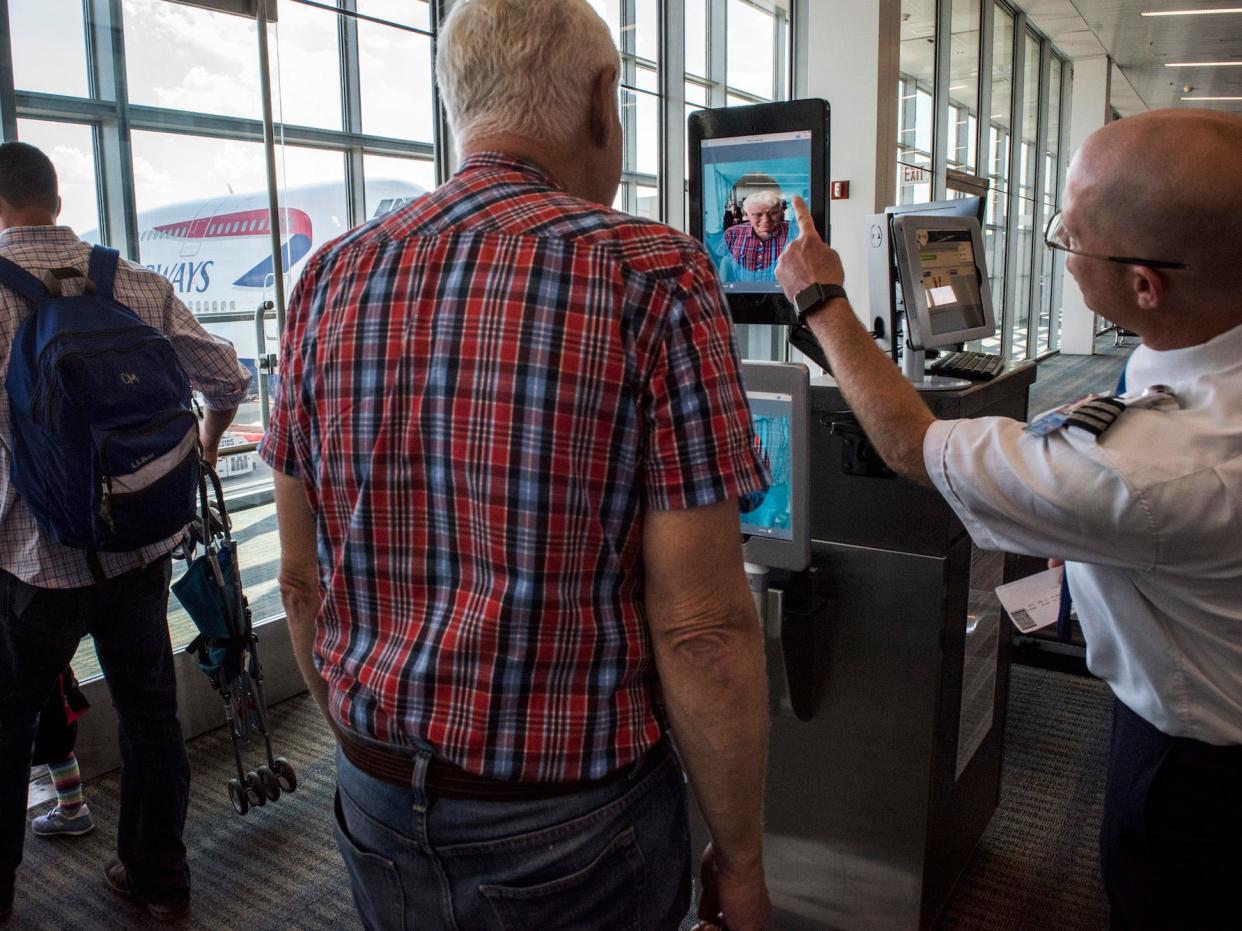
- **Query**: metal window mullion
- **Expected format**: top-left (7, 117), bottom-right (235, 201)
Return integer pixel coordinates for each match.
top-left (1026, 36), bottom-right (1049, 358)
top-left (432, 0), bottom-right (454, 184)
top-left (931, 0), bottom-right (952, 200)
top-left (999, 8), bottom-right (1024, 362)
top-left (791, 0), bottom-right (808, 98)
top-left (975, 0), bottom-right (992, 193)
top-left (619, 0), bottom-right (637, 214)
top-left (1049, 57), bottom-right (1071, 351)
top-left (338, 0), bottom-right (366, 227)
top-left (0, 0), bottom-right (18, 140)
top-left (255, 0), bottom-right (288, 336)
top-left (769, 5), bottom-right (781, 100)
top-left (709, 0), bottom-right (727, 107)
top-left (660, 0), bottom-right (686, 228)
top-left (88, 0), bottom-right (139, 260)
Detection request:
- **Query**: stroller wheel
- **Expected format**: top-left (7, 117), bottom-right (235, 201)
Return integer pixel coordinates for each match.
top-left (244, 771), bottom-right (267, 807)
top-left (257, 765), bottom-right (281, 802)
top-left (228, 778), bottom-right (249, 816)
top-left (272, 758), bottom-right (298, 794)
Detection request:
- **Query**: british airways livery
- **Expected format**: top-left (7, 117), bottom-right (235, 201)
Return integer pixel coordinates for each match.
top-left (133, 179), bottom-right (425, 324)
top-left (90, 179), bottom-right (426, 477)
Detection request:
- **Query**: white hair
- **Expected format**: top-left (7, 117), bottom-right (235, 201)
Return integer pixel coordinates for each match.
top-left (743, 190), bottom-right (784, 212)
top-left (436, 0), bottom-right (620, 148)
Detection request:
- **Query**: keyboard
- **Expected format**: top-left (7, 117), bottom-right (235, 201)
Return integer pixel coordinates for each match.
top-left (928, 350), bottom-right (1004, 381)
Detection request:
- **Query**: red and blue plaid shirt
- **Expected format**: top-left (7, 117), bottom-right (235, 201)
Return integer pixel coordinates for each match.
top-left (724, 221), bottom-right (789, 272)
top-left (261, 153), bottom-right (768, 782)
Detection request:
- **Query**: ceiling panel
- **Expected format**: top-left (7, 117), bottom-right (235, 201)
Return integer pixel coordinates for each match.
top-left (1027, 0), bottom-right (1242, 111)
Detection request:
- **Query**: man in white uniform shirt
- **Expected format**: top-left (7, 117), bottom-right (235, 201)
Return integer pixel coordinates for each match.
top-left (775, 109), bottom-right (1242, 929)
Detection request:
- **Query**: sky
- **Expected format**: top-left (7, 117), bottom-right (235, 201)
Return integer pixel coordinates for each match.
top-left (9, 0), bottom-right (778, 237)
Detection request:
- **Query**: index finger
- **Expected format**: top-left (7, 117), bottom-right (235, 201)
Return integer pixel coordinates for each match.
top-left (790, 195), bottom-right (821, 241)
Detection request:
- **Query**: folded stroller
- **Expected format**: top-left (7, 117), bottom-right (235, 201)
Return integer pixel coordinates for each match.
top-left (173, 463), bottom-right (297, 815)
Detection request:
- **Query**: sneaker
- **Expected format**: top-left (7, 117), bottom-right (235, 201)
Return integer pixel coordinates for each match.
top-left (103, 860), bottom-right (190, 922)
top-left (31, 804), bottom-right (94, 837)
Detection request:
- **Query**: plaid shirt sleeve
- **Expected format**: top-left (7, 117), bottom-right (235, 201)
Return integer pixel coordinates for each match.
top-left (642, 253), bottom-right (770, 510)
top-left (160, 287), bottom-right (252, 411)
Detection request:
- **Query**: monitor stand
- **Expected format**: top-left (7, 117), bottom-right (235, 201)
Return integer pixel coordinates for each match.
top-left (902, 343), bottom-right (968, 391)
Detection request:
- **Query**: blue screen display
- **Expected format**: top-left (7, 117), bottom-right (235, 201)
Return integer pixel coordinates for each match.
top-left (700, 130), bottom-right (813, 294)
top-left (739, 392), bottom-right (792, 541)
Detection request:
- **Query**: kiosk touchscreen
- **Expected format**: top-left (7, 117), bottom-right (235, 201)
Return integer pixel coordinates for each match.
top-left (890, 214), bottom-right (995, 352)
top-left (738, 361), bottom-right (810, 573)
top-left (689, 99), bottom-right (829, 324)
top-left (866, 207), bottom-right (997, 389)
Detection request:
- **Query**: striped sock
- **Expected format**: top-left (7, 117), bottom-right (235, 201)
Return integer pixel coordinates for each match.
top-left (48, 753), bottom-right (84, 816)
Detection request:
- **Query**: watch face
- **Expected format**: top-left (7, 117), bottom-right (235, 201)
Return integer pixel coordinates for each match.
top-left (797, 285), bottom-right (823, 313)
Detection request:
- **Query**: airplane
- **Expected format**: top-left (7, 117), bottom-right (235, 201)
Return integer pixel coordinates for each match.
top-left (87, 179), bottom-right (427, 479)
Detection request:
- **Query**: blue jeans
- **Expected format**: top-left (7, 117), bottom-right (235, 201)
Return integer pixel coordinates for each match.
top-left (333, 738), bottom-right (691, 931)
top-left (0, 560), bottom-right (190, 908)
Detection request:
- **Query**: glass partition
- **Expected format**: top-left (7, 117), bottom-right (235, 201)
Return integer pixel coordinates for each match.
top-left (897, 0), bottom-right (936, 205)
top-left (1011, 30), bottom-right (1040, 361)
top-left (947, 0), bottom-right (981, 178)
top-left (15, 119), bottom-right (100, 241)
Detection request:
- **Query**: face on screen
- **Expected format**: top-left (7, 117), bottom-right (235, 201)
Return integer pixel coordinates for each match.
top-left (700, 130), bottom-right (813, 294)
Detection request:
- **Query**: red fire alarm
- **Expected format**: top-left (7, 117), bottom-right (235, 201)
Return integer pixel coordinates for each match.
top-left (831, 180), bottom-right (850, 200)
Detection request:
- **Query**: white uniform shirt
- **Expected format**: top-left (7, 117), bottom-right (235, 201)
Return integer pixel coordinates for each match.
top-left (924, 321), bottom-right (1242, 746)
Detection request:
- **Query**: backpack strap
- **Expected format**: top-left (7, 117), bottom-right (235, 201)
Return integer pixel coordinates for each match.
top-left (87, 246), bottom-right (120, 300)
top-left (0, 255), bottom-right (51, 305)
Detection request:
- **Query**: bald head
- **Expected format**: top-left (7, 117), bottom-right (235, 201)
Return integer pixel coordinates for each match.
top-left (1066, 109), bottom-right (1242, 294)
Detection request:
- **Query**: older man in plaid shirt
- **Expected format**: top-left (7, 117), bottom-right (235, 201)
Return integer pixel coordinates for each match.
top-left (263, 1), bottom-right (773, 929)
top-left (724, 190), bottom-right (790, 276)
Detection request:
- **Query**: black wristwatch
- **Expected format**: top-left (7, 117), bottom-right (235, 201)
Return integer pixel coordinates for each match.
top-left (794, 282), bottom-right (848, 324)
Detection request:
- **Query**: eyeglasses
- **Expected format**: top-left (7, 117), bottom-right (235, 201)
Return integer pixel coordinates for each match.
top-left (1044, 211), bottom-right (1191, 271)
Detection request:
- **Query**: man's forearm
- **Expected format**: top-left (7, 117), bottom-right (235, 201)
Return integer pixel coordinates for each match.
top-left (808, 300), bottom-right (935, 485)
top-left (199, 406), bottom-right (237, 465)
top-left (281, 583), bottom-right (333, 725)
top-left (652, 604), bottom-right (769, 874)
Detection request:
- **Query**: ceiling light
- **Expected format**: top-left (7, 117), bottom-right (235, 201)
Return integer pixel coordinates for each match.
top-left (1181, 95), bottom-right (1242, 101)
top-left (1142, 7), bottom-right (1242, 15)
top-left (1165, 61), bottom-right (1242, 67)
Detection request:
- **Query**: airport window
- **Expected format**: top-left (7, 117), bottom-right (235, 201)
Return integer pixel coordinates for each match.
top-left (356, 0), bottom-right (431, 32)
top-left (124, 0), bottom-right (262, 121)
top-left (727, 0), bottom-right (776, 100)
top-left (897, 0), bottom-right (935, 205)
top-left (15, 119), bottom-right (102, 243)
top-left (269, 0), bottom-right (344, 131)
top-left (1039, 57), bottom-right (1065, 354)
top-left (897, 2), bottom-right (1069, 358)
top-left (363, 153), bottom-right (436, 216)
top-left (1011, 29), bottom-right (1041, 360)
top-left (948, 0), bottom-right (981, 177)
top-left (8, 0), bottom-right (90, 98)
top-left (357, 16), bottom-right (435, 142)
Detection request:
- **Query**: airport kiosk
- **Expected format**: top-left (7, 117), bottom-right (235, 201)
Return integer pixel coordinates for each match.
top-left (688, 100), bottom-right (1034, 930)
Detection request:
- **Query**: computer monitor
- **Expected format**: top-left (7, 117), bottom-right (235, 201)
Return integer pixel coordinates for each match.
top-left (689, 99), bottom-right (830, 325)
top-left (739, 361), bottom-right (810, 573)
top-left (865, 198), bottom-right (996, 387)
top-left (890, 214), bottom-right (995, 351)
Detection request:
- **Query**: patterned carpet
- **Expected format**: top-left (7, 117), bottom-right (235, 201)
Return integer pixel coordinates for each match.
top-left (11, 664), bottom-right (1112, 930)
top-left (935, 666), bottom-right (1112, 930)
top-left (11, 697), bottom-right (353, 930)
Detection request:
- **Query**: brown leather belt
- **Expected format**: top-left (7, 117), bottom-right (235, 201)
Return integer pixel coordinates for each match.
top-left (338, 730), bottom-right (664, 801)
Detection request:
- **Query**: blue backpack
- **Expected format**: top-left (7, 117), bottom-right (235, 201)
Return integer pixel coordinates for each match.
top-left (0, 246), bottom-right (201, 553)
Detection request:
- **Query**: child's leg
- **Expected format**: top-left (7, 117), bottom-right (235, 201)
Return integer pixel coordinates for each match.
top-left (47, 753), bottom-right (83, 815)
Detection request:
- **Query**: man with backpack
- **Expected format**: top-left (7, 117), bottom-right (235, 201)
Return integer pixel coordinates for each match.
top-left (0, 141), bottom-right (251, 924)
